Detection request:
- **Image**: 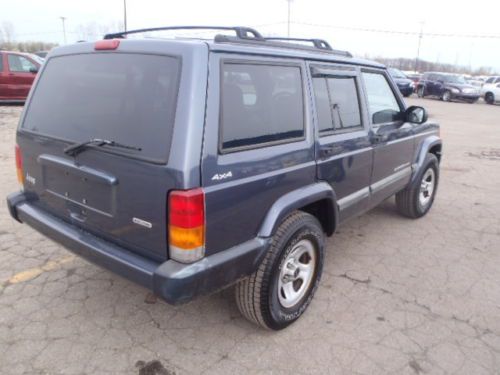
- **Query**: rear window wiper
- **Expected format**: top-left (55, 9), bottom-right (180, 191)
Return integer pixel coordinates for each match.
top-left (64, 138), bottom-right (142, 157)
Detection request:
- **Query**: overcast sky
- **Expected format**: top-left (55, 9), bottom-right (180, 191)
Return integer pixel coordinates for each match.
top-left (2, 0), bottom-right (500, 71)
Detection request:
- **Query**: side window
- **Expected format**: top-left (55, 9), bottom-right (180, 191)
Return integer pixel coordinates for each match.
top-left (362, 72), bottom-right (402, 125)
top-left (486, 77), bottom-right (494, 84)
top-left (312, 76), bottom-right (362, 134)
top-left (495, 77), bottom-right (500, 84)
top-left (7, 55), bottom-right (36, 73)
top-left (221, 63), bottom-right (304, 151)
top-left (0, 55), bottom-right (3, 72)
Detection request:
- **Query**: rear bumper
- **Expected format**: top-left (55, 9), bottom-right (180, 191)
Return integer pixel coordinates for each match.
top-left (7, 191), bottom-right (269, 304)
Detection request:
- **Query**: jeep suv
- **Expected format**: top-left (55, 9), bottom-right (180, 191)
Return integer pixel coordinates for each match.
top-left (417, 72), bottom-right (480, 103)
top-left (7, 26), bottom-right (442, 330)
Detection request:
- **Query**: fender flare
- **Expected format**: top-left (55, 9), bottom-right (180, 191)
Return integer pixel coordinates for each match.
top-left (411, 135), bottom-right (442, 184)
top-left (258, 182), bottom-right (339, 238)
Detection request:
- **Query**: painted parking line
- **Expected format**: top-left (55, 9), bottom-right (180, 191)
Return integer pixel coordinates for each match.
top-left (2, 255), bottom-right (76, 286)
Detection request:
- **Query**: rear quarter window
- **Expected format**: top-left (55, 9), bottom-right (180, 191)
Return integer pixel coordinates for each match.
top-left (22, 53), bottom-right (181, 163)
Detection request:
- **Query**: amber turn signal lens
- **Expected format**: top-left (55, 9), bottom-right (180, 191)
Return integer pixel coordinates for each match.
top-left (15, 144), bottom-right (24, 185)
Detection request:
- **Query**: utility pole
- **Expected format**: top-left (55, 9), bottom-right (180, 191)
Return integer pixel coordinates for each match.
top-left (286, 0), bottom-right (293, 37)
top-left (415, 21), bottom-right (424, 73)
top-left (60, 16), bottom-right (67, 44)
top-left (123, 0), bottom-right (128, 31)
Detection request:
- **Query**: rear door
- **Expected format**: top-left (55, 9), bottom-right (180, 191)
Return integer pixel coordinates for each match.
top-left (361, 69), bottom-right (414, 206)
top-left (309, 63), bottom-right (373, 221)
top-left (6, 53), bottom-right (38, 99)
top-left (201, 54), bottom-right (315, 255)
top-left (17, 42), bottom-right (208, 261)
top-left (0, 53), bottom-right (7, 99)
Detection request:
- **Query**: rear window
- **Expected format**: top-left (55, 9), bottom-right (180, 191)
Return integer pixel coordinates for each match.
top-left (22, 53), bottom-right (181, 163)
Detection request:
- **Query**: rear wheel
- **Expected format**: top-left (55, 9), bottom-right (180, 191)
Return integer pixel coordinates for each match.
top-left (396, 153), bottom-right (439, 219)
top-left (417, 86), bottom-right (425, 98)
top-left (235, 211), bottom-right (325, 330)
top-left (485, 92), bottom-right (495, 104)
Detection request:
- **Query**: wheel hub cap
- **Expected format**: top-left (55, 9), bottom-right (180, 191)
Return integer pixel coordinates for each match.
top-left (278, 239), bottom-right (316, 309)
top-left (419, 168), bottom-right (435, 207)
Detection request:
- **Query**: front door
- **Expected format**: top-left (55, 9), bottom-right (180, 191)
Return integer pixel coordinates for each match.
top-left (361, 69), bottom-right (415, 206)
top-left (309, 63), bottom-right (373, 222)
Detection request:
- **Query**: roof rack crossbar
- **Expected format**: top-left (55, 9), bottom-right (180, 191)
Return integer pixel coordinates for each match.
top-left (104, 26), bottom-right (264, 40)
top-left (264, 37), bottom-right (332, 51)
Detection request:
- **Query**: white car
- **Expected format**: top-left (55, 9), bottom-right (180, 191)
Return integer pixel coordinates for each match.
top-left (481, 82), bottom-right (500, 104)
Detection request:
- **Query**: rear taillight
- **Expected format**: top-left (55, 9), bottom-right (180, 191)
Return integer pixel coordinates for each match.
top-left (168, 188), bottom-right (205, 263)
top-left (15, 144), bottom-right (24, 185)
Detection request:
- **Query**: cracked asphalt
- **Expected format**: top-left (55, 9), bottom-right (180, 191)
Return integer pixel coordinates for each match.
top-left (0, 98), bottom-right (499, 374)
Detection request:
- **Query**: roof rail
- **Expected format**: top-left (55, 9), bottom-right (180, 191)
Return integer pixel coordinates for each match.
top-left (265, 37), bottom-right (332, 51)
top-left (214, 35), bottom-right (352, 57)
top-left (104, 26), bottom-right (264, 40)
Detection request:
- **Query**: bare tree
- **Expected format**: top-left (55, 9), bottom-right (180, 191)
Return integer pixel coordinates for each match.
top-left (0, 22), bottom-right (15, 43)
top-left (76, 21), bottom-right (124, 42)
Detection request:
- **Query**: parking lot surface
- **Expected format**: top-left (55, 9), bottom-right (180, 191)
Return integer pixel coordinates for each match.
top-left (0, 98), bottom-right (499, 375)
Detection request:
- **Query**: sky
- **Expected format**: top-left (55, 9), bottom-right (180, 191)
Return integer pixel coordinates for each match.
top-left (2, 0), bottom-right (500, 71)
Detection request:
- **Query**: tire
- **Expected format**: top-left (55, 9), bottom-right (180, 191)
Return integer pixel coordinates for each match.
top-left (485, 92), bottom-right (495, 105)
top-left (235, 211), bottom-right (325, 330)
top-left (396, 153), bottom-right (439, 219)
top-left (417, 86), bottom-right (425, 98)
top-left (442, 90), bottom-right (451, 102)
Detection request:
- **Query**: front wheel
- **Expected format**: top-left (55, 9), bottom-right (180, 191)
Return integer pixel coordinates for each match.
top-left (442, 90), bottom-right (452, 102)
top-left (396, 153), bottom-right (439, 219)
top-left (417, 86), bottom-right (425, 98)
top-left (235, 211), bottom-right (325, 330)
top-left (485, 93), bottom-right (495, 105)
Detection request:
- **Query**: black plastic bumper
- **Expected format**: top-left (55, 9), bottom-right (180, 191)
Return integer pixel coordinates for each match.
top-left (6, 192), bottom-right (269, 304)
top-left (451, 93), bottom-right (480, 101)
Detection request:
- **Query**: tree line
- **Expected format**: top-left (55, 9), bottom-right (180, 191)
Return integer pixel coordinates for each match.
top-left (371, 56), bottom-right (498, 76)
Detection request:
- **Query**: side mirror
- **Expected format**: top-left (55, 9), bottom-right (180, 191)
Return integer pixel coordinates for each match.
top-left (29, 67), bottom-right (38, 74)
top-left (405, 106), bottom-right (428, 124)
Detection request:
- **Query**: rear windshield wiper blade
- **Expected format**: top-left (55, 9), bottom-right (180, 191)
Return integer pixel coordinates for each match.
top-left (64, 138), bottom-right (142, 157)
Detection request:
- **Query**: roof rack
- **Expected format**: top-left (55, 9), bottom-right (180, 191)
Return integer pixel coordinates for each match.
top-left (104, 26), bottom-right (264, 40)
top-left (102, 25), bottom-right (352, 58)
top-left (264, 37), bottom-right (332, 51)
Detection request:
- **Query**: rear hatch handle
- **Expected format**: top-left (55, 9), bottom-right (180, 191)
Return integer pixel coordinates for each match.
top-left (64, 138), bottom-right (142, 157)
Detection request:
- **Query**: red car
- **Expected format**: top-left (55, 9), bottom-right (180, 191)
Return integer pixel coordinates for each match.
top-left (0, 51), bottom-right (42, 103)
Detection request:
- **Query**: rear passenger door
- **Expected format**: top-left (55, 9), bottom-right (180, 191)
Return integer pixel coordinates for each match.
top-left (361, 69), bottom-right (414, 206)
top-left (0, 53), bottom-right (6, 99)
top-left (201, 55), bottom-right (315, 255)
top-left (309, 63), bottom-right (373, 221)
top-left (6, 54), bottom-right (38, 99)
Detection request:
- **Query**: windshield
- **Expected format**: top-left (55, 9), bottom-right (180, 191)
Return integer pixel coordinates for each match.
top-left (443, 75), bottom-right (466, 84)
top-left (388, 68), bottom-right (407, 79)
top-left (22, 53), bottom-right (181, 163)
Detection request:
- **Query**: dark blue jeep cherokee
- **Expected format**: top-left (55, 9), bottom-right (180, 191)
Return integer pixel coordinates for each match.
top-left (7, 26), bottom-right (442, 330)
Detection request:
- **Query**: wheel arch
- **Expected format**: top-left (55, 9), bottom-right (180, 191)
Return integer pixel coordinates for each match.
top-left (411, 135), bottom-right (442, 184)
top-left (258, 182), bottom-right (339, 238)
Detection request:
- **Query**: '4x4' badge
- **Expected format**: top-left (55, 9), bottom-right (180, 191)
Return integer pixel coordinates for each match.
top-left (211, 171), bottom-right (233, 181)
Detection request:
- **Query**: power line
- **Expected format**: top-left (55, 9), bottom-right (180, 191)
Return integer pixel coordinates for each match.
top-left (291, 21), bottom-right (500, 39)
